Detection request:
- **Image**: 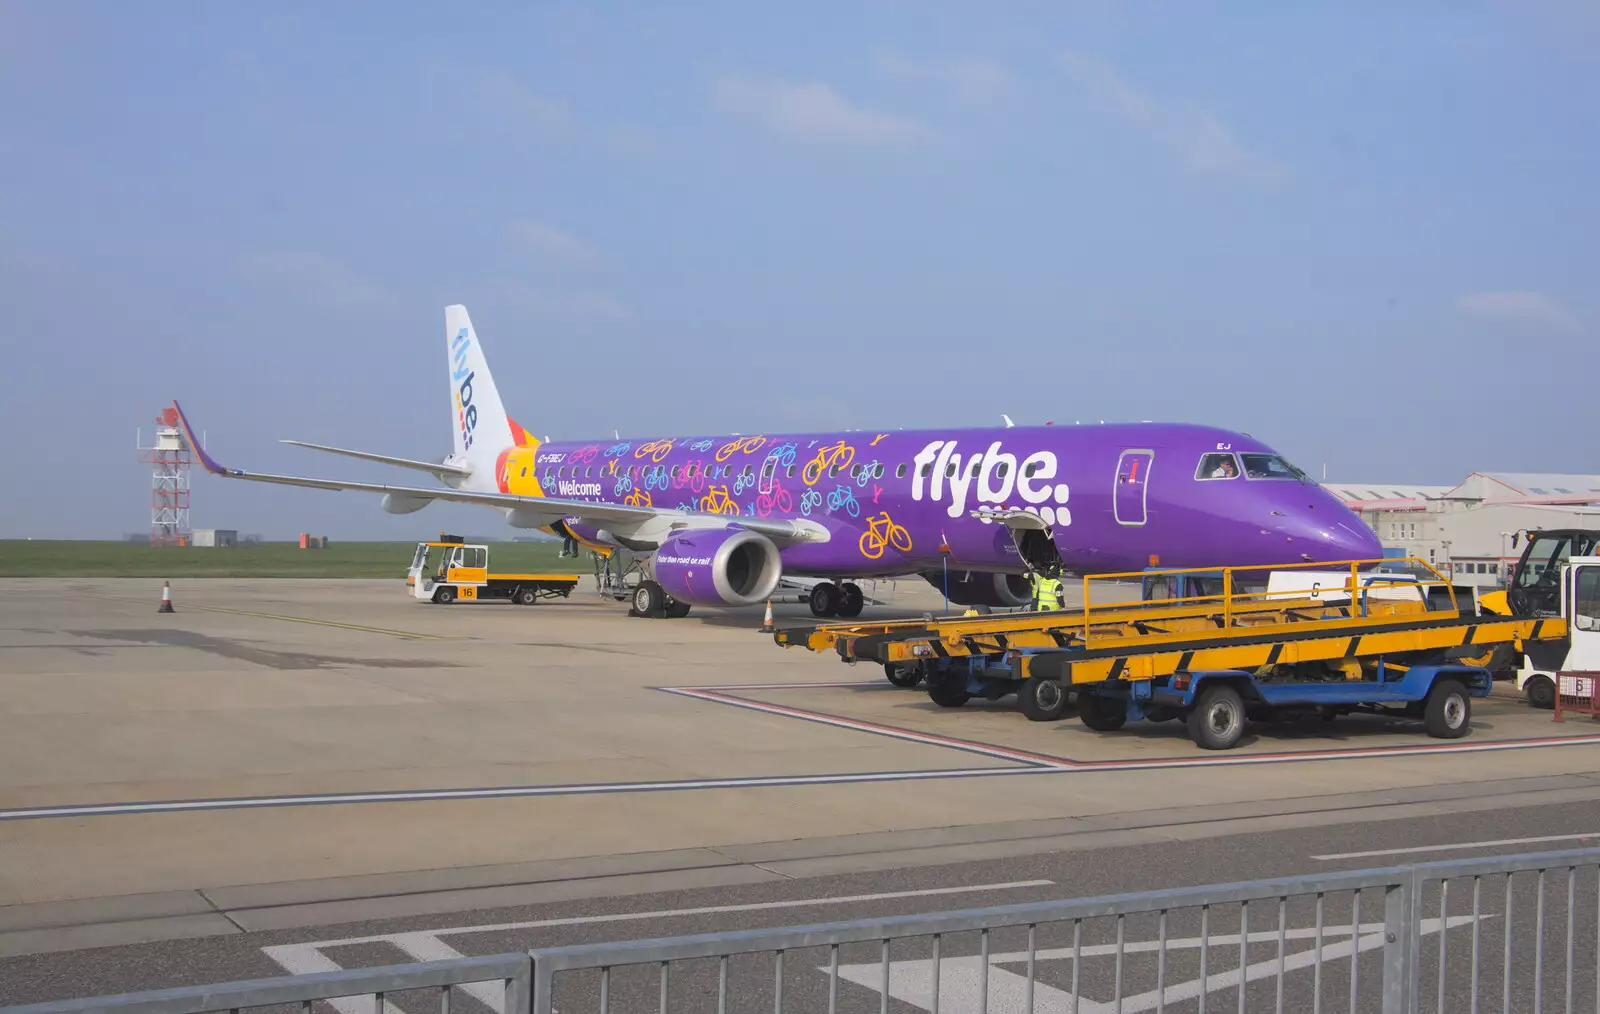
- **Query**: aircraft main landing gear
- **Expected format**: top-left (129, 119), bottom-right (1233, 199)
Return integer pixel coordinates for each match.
top-left (808, 581), bottom-right (865, 619)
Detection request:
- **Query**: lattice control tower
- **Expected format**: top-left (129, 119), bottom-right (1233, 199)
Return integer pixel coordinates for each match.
top-left (137, 406), bottom-right (192, 546)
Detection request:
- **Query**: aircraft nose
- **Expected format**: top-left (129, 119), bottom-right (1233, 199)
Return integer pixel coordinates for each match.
top-left (1266, 493), bottom-right (1384, 564)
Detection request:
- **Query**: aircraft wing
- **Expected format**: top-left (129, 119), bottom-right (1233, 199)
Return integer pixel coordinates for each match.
top-left (174, 404), bottom-right (829, 548)
top-left (280, 440), bottom-right (472, 479)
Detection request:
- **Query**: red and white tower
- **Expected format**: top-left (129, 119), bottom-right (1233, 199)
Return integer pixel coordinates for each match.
top-left (137, 407), bottom-right (192, 547)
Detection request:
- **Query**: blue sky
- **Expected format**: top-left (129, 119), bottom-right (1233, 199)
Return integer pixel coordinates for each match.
top-left (1, 1), bottom-right (1595, 538)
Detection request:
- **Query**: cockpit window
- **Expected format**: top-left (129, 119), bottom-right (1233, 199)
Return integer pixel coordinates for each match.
top-left (1196, 453), bottom-right (1239, 480)
top-left (1239, 453), bottom-right (1309, 481)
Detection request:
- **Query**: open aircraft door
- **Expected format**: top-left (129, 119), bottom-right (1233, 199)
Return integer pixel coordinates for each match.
top-left (1114, 449), bottom-right (1154, 527)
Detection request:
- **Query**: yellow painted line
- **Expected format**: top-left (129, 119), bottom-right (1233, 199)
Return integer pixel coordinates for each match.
top-left (95, 596), bottom-right (464, 641)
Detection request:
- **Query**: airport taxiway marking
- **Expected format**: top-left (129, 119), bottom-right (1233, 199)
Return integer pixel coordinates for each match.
top-left (263, 880), bottom-right (1055, 1014)
top-left (1312, 831), bottom-right (1600, 861)
top-left (5, 681), bottom-right (1600, 822)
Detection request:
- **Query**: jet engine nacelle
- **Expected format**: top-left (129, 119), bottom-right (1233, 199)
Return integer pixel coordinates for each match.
top-left (381, 493), bottom-right (430, 515)
top-left (654, 528), bottom-right (782, 607)
top-left (920, 569), bottom-right (1034, 608)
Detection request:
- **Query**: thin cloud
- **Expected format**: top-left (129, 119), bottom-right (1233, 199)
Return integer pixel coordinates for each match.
top-left (712, 76), bottom-right (929, 147)
top-left (1458, 290), bottom-right (1581, 333)
top-left (240, 252), bottom-right (391, 314)
top-left (486, 281), bottom-right (635, 324)
top-left (879, 53), bottom-right (1017, 106)
top-left (476, 69), bottom-right (569, 132)
top-left (1058, 50), bottom-right (1283, 183)
top-left (506, 220), bottom-right (597, 261)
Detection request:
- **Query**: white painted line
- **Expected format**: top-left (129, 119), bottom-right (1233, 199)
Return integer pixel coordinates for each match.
top-left (282, 880), bottom-right (1057, 949)
top-left (387, 932), bottom-right (508, 1013)
top-left (264, 942), bottom-right (407, 1014)
top-left (1312, 832), bottom-right (1600, 862)
top-left (0, 766), bottom-right (1044, 821)
top-left (662, 686), bottom-right (1071, 768)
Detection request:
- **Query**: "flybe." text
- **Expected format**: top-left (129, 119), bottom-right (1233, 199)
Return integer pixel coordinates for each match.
top-left (910, 439), bottom-right (1072, 525)
top-left (452, 327), bottom-right (479, 450)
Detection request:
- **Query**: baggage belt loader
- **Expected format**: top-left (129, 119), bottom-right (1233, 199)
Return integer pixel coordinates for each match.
top-left (407, 535), bottom-right (580, 605)
top-left (777, 556), bottom-right (1580, 749)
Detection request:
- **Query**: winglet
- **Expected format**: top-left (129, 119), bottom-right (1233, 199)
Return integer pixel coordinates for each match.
top-left (171, 401), bottom-right (232, 475)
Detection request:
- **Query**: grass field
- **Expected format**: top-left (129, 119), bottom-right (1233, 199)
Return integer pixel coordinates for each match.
top-left (0, 540), bottom-right (586, 578)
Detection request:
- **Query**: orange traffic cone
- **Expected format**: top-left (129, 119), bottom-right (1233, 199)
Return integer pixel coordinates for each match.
top-left (158, 581), bottom-right (175, 613)
top-left (759, 599), bottom-right (775, 633)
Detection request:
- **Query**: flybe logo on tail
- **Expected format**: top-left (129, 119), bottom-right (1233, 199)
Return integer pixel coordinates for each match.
top-left (452, 327), bottom-right (479, 450)
top-left (910, 439), bottom-right (1072, 525)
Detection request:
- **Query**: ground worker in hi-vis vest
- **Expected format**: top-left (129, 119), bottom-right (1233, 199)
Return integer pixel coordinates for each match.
top-left (1031, 572), bottom-right (1064, 611)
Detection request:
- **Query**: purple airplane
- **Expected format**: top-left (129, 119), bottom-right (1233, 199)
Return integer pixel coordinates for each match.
top-left (175, 305), bottom-right (1382, 619)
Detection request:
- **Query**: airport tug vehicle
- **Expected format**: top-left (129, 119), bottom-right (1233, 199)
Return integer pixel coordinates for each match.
top-left (406, 535), bottom-right (579, 605)
top-left (777, 549), bottom-right (1591, 750)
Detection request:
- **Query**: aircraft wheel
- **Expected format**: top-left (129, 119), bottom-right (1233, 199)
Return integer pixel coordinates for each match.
top-left (632, 581), bottom-right (666, 618)
top-left (885, 662), bottom-right (924, 688)
top-left (1018, 677), bottom-right (1070, 722)
top-left (809, 582), bottom-right (841, 618)
top-left (514, 588), bottom-right (538, 606)
top-left (665, 600), bottom-right (692, 619)
top-left (1078, 693), bottom-right (1127, 732)
top-left (433, 586), bottom-right (455, 605)
top-left (837, 582), bottom-right (865, 618)
top-left (1424, 679), bottom-right (1471, 739)
top-left (1525, 675), bottom-right (1556, 710)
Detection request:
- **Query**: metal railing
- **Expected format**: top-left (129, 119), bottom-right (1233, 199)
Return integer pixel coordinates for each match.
top-left (8, 847), bottom-right (1598, 1013)
top-left (1083, 556), bottom-right (1459, 643)
top-left (1, 953), bottom-right (530, 1014)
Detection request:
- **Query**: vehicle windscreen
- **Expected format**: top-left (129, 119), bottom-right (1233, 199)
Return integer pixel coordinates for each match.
top-left (1513, 534), bottom-right (1574, 590)
top-left (1239, 453), bottom-right (1309, 481)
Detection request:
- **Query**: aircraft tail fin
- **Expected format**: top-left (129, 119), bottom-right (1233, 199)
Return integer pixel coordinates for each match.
top-left (445, 305), bottom-right (518, 487)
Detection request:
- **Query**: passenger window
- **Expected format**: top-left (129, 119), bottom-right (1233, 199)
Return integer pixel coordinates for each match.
top-left (1196, 453), bottom-right (1239, 480)
top-left (671, 465), bottom-right (681, 479)
top-left (970, 461), bottom-right (981, 478)
top-left (896, 463), bottom-right (907, 478)
top-left (786, 465), bottom-right (795, 478)
top-left (945, 463), bottom-right (956, 477)
top-left (996, 462), bottom-right (1009, 477)
top-left (829, 464), bottom-right (842, 477)
top-left (1576, 568), bottom-right (1600, 631)
top-left (1024, 462), bottom-right (1038, 478)
top-left (519, 467), bottom-right (527, 477)
top-left (875, 463), bottom-right (884, 478)
top-left (920, 463), bottom-right (931, 477)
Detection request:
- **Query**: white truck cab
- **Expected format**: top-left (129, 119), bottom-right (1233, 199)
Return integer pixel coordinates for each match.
top-left (1515, 552), bottom-right (1600, 708)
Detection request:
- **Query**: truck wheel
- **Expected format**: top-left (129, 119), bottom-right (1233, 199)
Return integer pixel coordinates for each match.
top-left (665, 600), bottom-right (692, 618)
top-left (1018, 678), bottom-right (1070, 722)
top-left (433, 586), bottom-right (455, 605)
top-left (1188, 685), bottom-right (1245, 750)
top-left (885, 663), bottom-right (924, 688)
top-left (514, 588), bottom-right (538, 606)
top-left (1424, 679), bottom-right (1471, 738)
top-left (1079, 693), bottom-right (1127, 731)
top-left (1525, 675), bottom-right (1556, 710)
top-left (837, 583), bottom-right (865, 618)
top-left (632, 581), bottom-right (666, 618)
top-left (927, 678), bottom-right (970, 708)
